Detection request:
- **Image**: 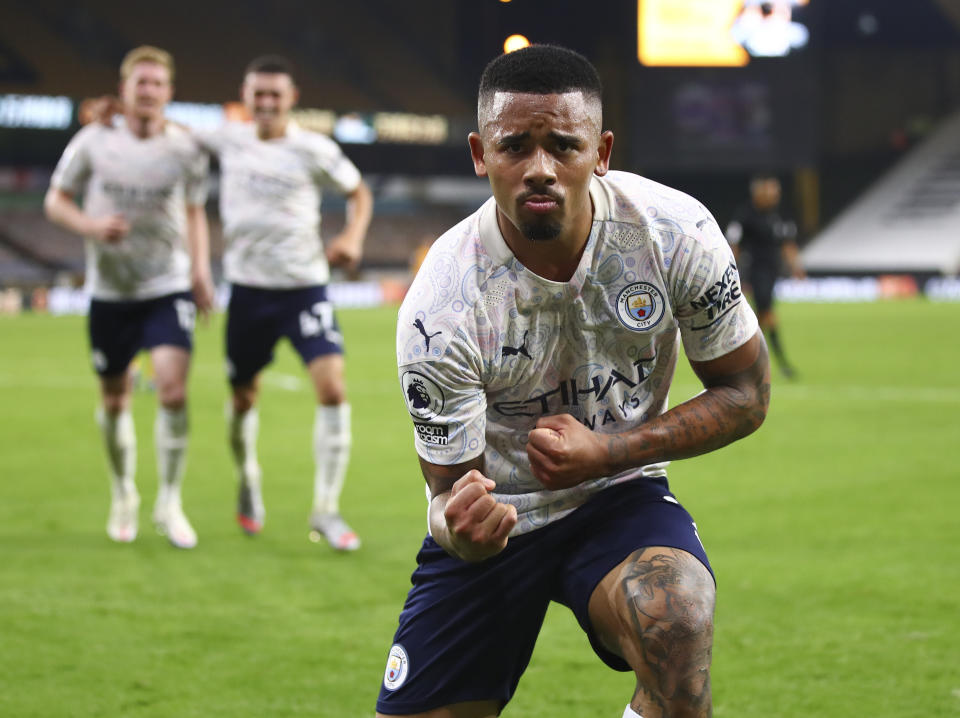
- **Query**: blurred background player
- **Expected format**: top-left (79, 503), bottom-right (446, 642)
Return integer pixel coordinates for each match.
top-left (195, 56), bottom-right (373, 549)
top-left (43, 45), bottom-right (214, 549)
top-left (725, 174), bottom-right (805, 378)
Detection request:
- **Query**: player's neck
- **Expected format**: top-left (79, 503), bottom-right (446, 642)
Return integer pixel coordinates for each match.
top-left (256, 119), bottom-right (290, 140)
top-left (124, 112), bottom-right (165, 139)
top-left (497, 207), bottom-right (593, 283)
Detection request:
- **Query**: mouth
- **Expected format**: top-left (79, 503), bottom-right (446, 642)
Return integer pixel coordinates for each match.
top-left (520, 192), bottom-right (561, 214)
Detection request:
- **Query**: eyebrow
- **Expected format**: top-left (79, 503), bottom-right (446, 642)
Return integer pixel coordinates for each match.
top-left (549, 131), bottom-right (582, 146)
top-left (495, 131), bottom-right (529, 146)
top-left (495, 130), bottom-right (582, 146)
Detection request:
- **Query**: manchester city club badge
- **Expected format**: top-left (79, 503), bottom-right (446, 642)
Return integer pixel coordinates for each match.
top-left (615, 281), bottom-right (666, 331)
top-left (383, 644), bottom-right (410, 690)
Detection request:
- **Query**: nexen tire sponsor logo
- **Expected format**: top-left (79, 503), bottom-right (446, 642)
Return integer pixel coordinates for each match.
top-left (414, 422), bottom-right (449, 445)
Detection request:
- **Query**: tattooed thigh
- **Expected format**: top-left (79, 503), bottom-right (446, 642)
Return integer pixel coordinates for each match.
top-left (589, 547), bottom-right (715, 714)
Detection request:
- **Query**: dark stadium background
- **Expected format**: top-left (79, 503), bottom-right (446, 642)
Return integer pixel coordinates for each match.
top-left (1, 0), bottom-right (959, 287)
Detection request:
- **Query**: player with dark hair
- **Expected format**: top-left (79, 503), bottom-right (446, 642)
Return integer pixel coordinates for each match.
top-left (377, 44), bottom-right (770, 717)
top-left (44, 45), bottom-right (213, 549)
top-left (726, 174), bottom-right (805, 378)
top-left (195, 56), bottom-right (374, 549)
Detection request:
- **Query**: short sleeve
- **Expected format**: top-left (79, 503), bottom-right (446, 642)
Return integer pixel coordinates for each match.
top-left (310, 136), bottom-right (361, 195)
top-left (398, 329), bottom-right (486, 466)
top-left (50, 127), bottom-right (93, 195)
top-left (725, 219), bottom-right (743, 245)
top-left (192, 126), bottom-right (224, 155)
top-left (670, 212), bottom-right (759, 362)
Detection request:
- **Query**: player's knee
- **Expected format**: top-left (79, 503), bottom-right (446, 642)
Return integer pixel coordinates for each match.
top-left (101, 394), bottom-right (127, 414)
top-left (154, 378), bottom-right (186, 409)
top-left (316, 378), bottom-right (346, 405)
top-left (616, 550), bottom-right (715, 663)
top-left (232, 386), bottom-right (256, 414)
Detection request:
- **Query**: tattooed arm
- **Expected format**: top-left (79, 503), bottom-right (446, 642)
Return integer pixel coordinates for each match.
top-left (526, 329), bottom-right (770, 489)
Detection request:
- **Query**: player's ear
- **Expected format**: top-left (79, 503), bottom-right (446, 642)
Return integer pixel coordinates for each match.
top-left (594, 130), bottom-right (614, 177)
top-left (468, 132), bottom-right (487, 178)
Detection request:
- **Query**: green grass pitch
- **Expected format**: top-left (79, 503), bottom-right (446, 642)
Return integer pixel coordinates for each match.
top-left (0, 299), bottom-right (958, 717)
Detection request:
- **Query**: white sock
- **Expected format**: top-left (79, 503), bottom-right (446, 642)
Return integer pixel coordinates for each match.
top-left (155, 405), bottom-right (188, 506)
top-left (312, 403), bottom-right (351, 515)
top-left (622, 706), bottom-right (643, 718)
top-left (227, 405), bottom-right (262, 489)
top-left (96, 407), bottom-right (137, 499)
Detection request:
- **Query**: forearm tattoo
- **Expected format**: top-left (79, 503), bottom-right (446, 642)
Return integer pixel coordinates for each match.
top-left (621, 549), bottom-right (715, 716)
top-left (607, 341), bottom-right (770, 471)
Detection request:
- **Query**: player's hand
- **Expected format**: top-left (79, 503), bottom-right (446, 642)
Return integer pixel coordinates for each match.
top-left (325, 232), bottom-right (363, 271)
top-left (191, 269), bottom-right (215, 322)
top-left (527, 413), bottom-right (609, 490)
top-left (79, 95), bottom-right (122, 126)
top-left (442, 470), bottom-right (517, 562)
top-left (87, 214), bottom-right (130, 244)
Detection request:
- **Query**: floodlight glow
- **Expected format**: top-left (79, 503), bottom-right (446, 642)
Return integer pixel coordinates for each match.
top-left (638, 0), bottom-right (748, 66)
top-left (504, 34), bottom-right (530, 53)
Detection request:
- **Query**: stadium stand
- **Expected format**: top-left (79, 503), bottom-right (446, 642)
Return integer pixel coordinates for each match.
top-left (0, 195), bottom-right (481, 287)
top-left (0, 242), bottom-right (52, 284)
top-left (0, 0), bottom-right (471, 114)
top-left (803, 110), bottom-right (960, 276)
top-left (0, 208), bottom-right (82, 282)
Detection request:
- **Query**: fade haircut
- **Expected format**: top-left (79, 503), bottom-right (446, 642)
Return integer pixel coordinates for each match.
top-left (120, 45), bottom-right (174, 81)
top-left (245, 54), bottom-right (296, 80)
top-left (477, 44), bottom-right (602, 129)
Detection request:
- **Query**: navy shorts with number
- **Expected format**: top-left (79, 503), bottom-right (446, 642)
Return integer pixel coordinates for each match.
top-left (375, 478), bottom-right (712, 715)
top-left (88, 291), bottom-right (195, 377)
top-left (225, 284), bottom-right (343, 386)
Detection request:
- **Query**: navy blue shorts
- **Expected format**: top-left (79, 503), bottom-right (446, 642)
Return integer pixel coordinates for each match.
top-left (88, 291), bottom-right (194, 377)
top-left (376, 479), bottom-right (712, 715)
top-left (225, 284), bottom-right (343, 386)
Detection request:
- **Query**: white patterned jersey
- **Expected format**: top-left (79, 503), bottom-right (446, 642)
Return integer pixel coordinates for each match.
top-left (197, 122), bottom-right (362, 288)
top-left (50, 122), bottom-right (208, 300)
top-left (397, 171), bottom-right (759, 536)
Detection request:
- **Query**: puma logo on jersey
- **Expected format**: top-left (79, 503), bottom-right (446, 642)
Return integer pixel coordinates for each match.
top-left (413, 319), bottom-right (441, 350)
top-left (502, 330), bottom-right (532, 359)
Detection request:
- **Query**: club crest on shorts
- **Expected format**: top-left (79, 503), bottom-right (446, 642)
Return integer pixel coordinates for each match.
top-left (402, 371), bottom-right (445, 420)
top-left (615, 281), bottom-right (666, 331)
top-left (383, 644), bottom-right (409, 691)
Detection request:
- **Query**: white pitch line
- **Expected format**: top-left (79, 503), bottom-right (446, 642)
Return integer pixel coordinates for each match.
top-left (262, 373), bottom-right (304, 391)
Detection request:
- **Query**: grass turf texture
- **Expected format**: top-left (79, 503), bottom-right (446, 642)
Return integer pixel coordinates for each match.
top-left (0, 300), bottom-right (958, 717)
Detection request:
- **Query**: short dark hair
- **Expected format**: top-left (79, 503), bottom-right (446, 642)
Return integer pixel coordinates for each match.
top-left (245, 54), bottom-right (295, 79)
top-left (478, 44), bottom-right (602, 105)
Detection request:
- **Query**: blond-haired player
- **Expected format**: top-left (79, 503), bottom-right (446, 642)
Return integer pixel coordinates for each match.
top-left (44, 45), bottom-right (213, 549)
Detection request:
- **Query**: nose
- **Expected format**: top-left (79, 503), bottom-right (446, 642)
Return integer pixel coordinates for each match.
top-left (524, 147), bottom-right (556, 187)
top-left (256, 95), bottom-right (277, 110)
